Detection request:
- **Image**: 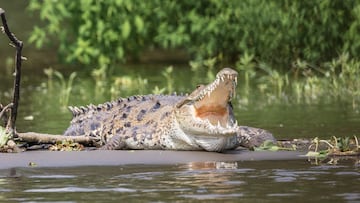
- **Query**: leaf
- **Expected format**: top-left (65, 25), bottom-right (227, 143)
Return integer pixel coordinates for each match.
top-left (134, 15), bottom-right (144, 33)
top-left (28, 162), bottom-right (38, 167)
top-left (121, 20), bottom-right (131, 39)
top-left (305, 151), bottom-right (320, 157)
top-left (0, 126), bottom-right (11, 147)
top-left (305, 150), bottom-right (328, 158)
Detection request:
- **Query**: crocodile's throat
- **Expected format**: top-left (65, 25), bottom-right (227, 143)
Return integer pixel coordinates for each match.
top-left (194, 78), bottom-right (234, 127)
top-left (175, 68), bottom-right (238, 136)
top-left (196, 67), bottom-right (237, 126)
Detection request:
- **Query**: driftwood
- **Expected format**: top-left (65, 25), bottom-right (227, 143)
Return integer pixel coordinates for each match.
top-left (1, 8), bottom-right (82, 151)
top-left (16, 132), bottom-right (96, 145)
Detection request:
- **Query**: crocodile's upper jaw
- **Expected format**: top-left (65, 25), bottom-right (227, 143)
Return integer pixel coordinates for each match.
top-left (175, 68), bottom-right (238, 150)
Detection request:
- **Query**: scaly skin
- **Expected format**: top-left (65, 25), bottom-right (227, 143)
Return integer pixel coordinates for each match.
top-left (64, 68), bottom-right (275, 152)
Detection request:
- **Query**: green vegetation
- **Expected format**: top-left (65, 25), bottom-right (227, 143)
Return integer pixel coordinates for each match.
top-left (44, 67), bottom-right (77, 108)
top-left (0, 126), bottom-right (10, 148)
top-left (236, 52), bottom-right (360, 108)
top-left (28, 0), bottom-right (360, 69)
top-left (306, 135), bottom-right (359, 164)
top-left (39, 53), bottom-right (360, 110)
top-left (26, 1), bottom-right (360, 108)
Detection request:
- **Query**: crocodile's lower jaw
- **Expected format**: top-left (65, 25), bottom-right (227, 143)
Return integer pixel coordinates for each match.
top-left (193, 134), bottom-right (237, 152)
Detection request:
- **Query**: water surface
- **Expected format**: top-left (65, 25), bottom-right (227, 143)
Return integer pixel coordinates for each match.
top-left (0, 159), bottom-right (359, 202)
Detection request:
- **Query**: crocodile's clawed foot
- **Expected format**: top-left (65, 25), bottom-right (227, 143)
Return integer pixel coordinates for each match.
top-left (237, 126), bottom-right (276, 149)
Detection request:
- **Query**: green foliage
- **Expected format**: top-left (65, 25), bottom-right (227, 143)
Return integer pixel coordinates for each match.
top-left (189, 57), bottom-right (217, 82)
top-left (28, 0), bottom-right (360, 70)
top-left (236, 53), bottom-right (256, 90)
top-left (56, 71), bottom-right (77, 108)
top-left (110, 75), bottom-right (148, 99)
top-left (234, 52), bottom-right (360, 108)
top-left (44, 68), bottom-right (77, 108)
top-left (161, 66), bottom-right (174, 94)
top-left (91, 66), bottom-right (108, 98)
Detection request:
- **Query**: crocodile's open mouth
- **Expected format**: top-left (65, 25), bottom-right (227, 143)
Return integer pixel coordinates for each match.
top-left (193, 68), bottom-right (237, 128)
top-left (176, 68), bottom-right (238, 135)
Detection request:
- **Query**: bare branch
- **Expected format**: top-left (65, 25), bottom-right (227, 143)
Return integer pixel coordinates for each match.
top-left (0, 103), bottom-right (13, 120)
top-left (0, 8), bottom-right (23, 133)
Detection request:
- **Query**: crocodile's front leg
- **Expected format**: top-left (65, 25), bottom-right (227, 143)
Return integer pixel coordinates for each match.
top-left (100, 134), bottom-right (126, 150)
top-left (236, 126), bottom-right (276, 149)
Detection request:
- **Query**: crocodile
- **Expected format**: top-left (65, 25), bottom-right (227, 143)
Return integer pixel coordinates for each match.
top-left (64, 68), bottom-right (275, 152)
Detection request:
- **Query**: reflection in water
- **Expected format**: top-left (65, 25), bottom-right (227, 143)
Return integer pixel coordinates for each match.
top-left (0, 160), bottom-right (359, 202)
top-left (186, 161), bottom-right (239, 170)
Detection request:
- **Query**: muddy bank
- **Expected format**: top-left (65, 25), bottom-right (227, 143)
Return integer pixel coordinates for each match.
top-left (0, 150), bottom-right (306, 170)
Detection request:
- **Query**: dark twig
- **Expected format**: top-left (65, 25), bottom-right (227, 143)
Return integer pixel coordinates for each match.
top-left (0, 8), bottom-right (24, 134)
top-left (0, 103), bottom-right (13, 121)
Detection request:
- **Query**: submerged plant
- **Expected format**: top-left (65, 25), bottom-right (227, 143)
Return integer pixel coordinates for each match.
top-left (236, 52), bottom-right (256, 90)
top-left (306, 135), bottom-right (360, 158)
top-left (189, 57), bottom-right (217, 82)
top-left (53, 71), bottom-right (77, 108)
top-left (110, 75), bottom-right (148, 99)
top-left (258, 63), bottom-right (289, 99)
top-left (162, 66), bottom-right (174, 93)
top-left (43, 67), bottom-right (54, 90)
top-left (92, 66), bottom-right (109, 98)
top-left (152, 86), bottom-right (166, 95)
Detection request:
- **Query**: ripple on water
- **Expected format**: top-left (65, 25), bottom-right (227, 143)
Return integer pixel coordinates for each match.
top-left (271, 169), bottom-right (331, 182)
top-left (272, 176), bottom-right (297, 182)
top-left (267, 193), bottom-right (299, 197)
top-left (336, 193), bottom-right (360, 202)
top-left (29, 175), bottom-right (77, 179)
top-left (335, 171), bottom-right (360, 176)
top-left (179, 193), bottom-right (244, 200)
top-left (24, 187), bottom-right (136, 193)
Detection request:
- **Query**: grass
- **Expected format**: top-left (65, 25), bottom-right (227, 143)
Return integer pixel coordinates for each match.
top-left (44, 67), bottom-right (77, 108)
top-left (39, 51), bottom-right (360, 112)
top-left (234, 52), bottom-right (360, 109)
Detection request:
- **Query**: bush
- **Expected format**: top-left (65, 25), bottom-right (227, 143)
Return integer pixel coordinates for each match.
top-left (28, 0), bottom-right (360, 70)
